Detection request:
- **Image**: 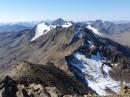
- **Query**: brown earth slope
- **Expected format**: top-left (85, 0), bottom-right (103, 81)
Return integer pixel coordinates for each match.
top-left (109, 32), bottom-right (130, 47)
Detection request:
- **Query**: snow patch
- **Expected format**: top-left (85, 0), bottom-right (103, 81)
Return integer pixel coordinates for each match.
top-left (88, 41), bottom-right (95, 49)
top-left (103, 65), bottom-right (111, 74)
top-left (87, 25), bottom-right (103, 36)
top-left (70, 52), bottom-right (121, 96)
top-left (62, 22), bottom-right (72, 28)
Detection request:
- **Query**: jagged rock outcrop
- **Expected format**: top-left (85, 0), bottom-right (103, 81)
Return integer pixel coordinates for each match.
top-left (0, 62), bottom-right (93, 97)
top-left (0, 76), bottom-right (18, 97)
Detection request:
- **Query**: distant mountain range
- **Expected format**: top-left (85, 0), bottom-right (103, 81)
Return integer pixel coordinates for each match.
top-left (0, 21), bottom-right (41, 33)
top-left (0, 19), bottom-right (130, 34)
top-left (90, 20), bottom-right (130, 34)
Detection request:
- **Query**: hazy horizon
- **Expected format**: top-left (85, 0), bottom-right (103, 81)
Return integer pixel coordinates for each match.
top-left (0, 0), bottom-right (130, 23)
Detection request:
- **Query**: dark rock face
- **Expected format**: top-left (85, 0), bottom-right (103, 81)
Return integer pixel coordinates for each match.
top-left (21, 89), bottom-right (31, 97)
top-left (69, 24), bottom-right (130, 74)
top-left (52, 18), bottom-right (66, 26)
top-left (0, 76), bottom-right (18, 97)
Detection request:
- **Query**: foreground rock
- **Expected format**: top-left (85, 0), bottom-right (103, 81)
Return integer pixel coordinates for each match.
top-left (0, 62), bottom-right (93, 97)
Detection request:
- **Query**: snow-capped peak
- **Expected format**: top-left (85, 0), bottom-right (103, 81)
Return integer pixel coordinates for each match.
top-left (31, 23), bottom-right (55, 41)
top-left (31, 19), bottom-right (73, 41)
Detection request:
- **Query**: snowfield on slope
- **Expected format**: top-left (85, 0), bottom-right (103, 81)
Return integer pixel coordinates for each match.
top-left (70, 52), bottom-right (121, 96)
top-left (31, 23), bottom-right (54, 41)
top-left (87, 25), bottom-right (103, 36)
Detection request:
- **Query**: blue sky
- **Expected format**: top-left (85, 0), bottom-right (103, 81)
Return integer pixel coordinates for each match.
top-left (0, 0), bottom-right (130, 22)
